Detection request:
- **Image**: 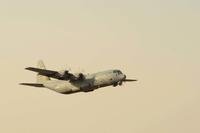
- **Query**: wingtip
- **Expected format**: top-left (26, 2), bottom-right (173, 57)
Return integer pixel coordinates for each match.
top-left (25, 67), bottom-right (33, 70)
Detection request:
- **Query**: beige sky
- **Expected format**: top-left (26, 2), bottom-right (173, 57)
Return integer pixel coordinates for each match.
top-left (0, 0), bottom-right (200, 133)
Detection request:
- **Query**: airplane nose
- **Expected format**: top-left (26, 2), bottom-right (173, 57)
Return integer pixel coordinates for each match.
top-left (123, 75), bottom-right (126, 80)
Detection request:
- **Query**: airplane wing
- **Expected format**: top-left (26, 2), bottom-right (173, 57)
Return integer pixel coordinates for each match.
top-left (26, 67), bottom-right (57, 75)
top-left (25, 67), bottom-right (84, 81)
top-left (26, 67), bottom-right (63, 79)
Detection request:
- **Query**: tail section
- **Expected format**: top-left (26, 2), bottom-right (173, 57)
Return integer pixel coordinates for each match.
top-left (20, 83), bottom-right (44, 87)
top-left (36, 60), bottom-right (50, 84)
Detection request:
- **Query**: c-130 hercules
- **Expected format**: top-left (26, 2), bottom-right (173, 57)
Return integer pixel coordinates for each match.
top-left (20, 61), bottom-right (137, 94)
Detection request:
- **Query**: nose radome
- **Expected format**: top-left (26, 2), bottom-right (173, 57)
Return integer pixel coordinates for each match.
top-left (123, 74), bottom-right (126, 80)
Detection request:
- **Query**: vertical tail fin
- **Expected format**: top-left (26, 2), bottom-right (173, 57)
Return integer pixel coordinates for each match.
top-left (36, 60), bottom-right (50, 84)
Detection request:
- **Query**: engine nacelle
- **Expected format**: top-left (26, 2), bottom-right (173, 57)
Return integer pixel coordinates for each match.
top-left (57, 70), bottom-right (71, 80)
top-left (80, 82), bottom-right (93, 92)
top-left (70, 73), bottom-right (85, 81)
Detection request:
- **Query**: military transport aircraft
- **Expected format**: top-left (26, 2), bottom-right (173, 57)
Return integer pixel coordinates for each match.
top-left (20, 61), bottom-right (137, 94)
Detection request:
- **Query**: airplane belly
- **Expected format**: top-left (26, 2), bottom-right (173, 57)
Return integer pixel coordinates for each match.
top-left (44, 80), bottom-right (80, 94)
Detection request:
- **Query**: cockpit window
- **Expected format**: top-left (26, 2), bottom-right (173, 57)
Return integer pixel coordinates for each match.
top-left (113, 70), bottom-right (122, 75)
top-left (119, 71), bottom-right (122, 74)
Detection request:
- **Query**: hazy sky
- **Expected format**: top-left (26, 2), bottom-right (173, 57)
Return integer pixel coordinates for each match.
top-left (0, 0), bottom-right (199, 133)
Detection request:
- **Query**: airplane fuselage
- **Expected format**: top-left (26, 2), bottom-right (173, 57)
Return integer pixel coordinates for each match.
top-left (43, 70), bottom-right (125, 94)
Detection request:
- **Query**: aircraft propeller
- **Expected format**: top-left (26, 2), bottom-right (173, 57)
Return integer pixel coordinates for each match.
top-left (119, 75), bottom-right (137, 86)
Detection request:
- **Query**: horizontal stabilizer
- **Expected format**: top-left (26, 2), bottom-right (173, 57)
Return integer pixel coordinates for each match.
top-left (20, 83), bottom-right (44, 87)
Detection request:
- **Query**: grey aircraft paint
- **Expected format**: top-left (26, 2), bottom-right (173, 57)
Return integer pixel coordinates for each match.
top-left (20, 61), bottom-right (137, 94)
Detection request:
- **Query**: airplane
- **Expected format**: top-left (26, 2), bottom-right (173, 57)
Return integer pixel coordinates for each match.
top-left (20, 60), bottom-right (137, 94)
